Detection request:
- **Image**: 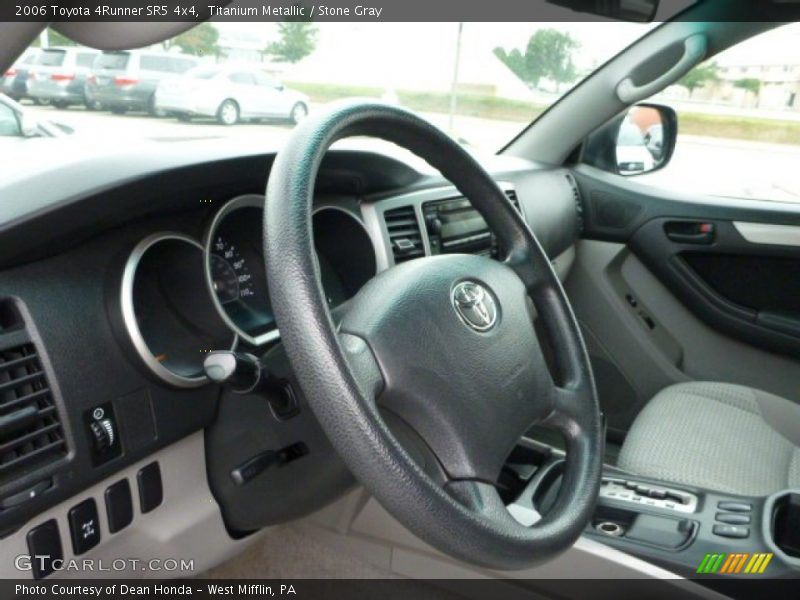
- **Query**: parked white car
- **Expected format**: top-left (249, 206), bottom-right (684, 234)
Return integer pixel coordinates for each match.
top-left (154, 65), bottom-right (310, 125)
top-left (615, 121), bottom-right (655, 175)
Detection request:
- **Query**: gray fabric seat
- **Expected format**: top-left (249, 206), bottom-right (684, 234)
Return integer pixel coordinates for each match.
top-left (618, 382), bottom-right (800, 497)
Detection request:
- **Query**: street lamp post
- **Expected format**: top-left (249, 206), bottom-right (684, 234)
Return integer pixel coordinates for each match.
top-left (448, 22), bottom-right (463, 133)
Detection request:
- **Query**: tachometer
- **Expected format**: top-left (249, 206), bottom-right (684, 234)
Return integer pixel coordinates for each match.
top-left (120, 233), bottom-right (236, 387)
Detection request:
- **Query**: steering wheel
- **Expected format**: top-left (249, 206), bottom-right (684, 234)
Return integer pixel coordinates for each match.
top-left (264, 101), bottom-right (603, 570)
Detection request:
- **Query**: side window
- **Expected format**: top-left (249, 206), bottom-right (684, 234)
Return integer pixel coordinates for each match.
top-left (253, 71), bottom-right (279, 88)
top-left (228, 72), bottom-right (256, 85)
top-left (76, 53), bottom-right (96, 68)
top-left (170, 58), bottom-right (197, 74)
top-left (139, 55), bottom-right (172, 73)
top-left (637, 23), bottom-right (800, 203)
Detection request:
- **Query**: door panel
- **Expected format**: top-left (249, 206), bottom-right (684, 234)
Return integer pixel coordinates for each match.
top-left (630, 217), bottom-right (800, 356)
top-left (566, 165), bottom-right (800, 435)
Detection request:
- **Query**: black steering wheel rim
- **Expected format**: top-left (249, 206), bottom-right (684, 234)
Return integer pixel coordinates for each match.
top-left (264, 100), bottom-right (603, 570)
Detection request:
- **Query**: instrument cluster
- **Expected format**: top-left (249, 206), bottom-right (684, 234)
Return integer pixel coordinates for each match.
top-left (120, 194), bottom-right (378, 387)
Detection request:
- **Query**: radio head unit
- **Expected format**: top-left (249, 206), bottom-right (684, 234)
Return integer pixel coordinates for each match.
top-left (423, 192), bottom-right (520, 258)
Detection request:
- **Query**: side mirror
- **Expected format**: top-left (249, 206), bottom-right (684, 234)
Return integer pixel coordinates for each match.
top-left (275, 83), bottom-right (285, 92)
top-left (582, 103), bottom-right (677, 177)
top-left (0, 103), bottom-right (23, 137)
top-left (20, 115), bottom-right (40, 137)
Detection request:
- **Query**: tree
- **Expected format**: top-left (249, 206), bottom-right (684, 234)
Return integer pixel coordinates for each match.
top-left (494, 28), bottom-right (580, 90)
top-left (31, 28), bottom-right (76, 47)
top-left (679, 61), bottom-right (720, 96)
top-left (528, 29), bottom-right (580, 90)
top-left (734, 78), bottom-right (761, 94)
top-left (265, 21), bottom-right (318, 63)
top-left (493, 47), bottom-right (527, 83)
top-left (169, 22), bottom-right (219, 57)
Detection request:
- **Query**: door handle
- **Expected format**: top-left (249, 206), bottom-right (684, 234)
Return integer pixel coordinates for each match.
top-left (664, 221), bottom-right (715, 245)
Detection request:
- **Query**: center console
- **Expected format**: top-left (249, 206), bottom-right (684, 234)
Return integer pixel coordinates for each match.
top-left (500, 439), bottom-right (800, 579)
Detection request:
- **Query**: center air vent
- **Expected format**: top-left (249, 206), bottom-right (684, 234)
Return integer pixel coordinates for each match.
top-left (0, 343), bottom-right (67, 482)
top-left (384, 205), bottom-right (424, 264)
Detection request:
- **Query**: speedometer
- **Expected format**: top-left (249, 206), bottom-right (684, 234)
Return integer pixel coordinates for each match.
top-left (210, 237), bottom-right (255, 304)
top-left (204, 195), bottom-right (277, 346)
top-left (205, 196), bottom-right (379, 346)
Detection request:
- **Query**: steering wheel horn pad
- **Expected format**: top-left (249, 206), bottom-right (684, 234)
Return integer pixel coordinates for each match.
top-left (264, 100), bottom-right (602, 569)
top-left (340, 253), bottom-right (554, 482)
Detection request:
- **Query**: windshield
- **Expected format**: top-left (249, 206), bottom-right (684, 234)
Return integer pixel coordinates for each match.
top-left (14, 23), bottom-right (652, 151)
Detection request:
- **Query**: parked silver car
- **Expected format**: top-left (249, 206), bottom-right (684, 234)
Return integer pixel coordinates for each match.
top-left (0, 49), bottom-right (39, 102)
top-left (86, 50), bottom-right (200, 116)
top-left (27, 46), bottom-right (99, 109)
top-left (155, 65), bottom-right (310, 125)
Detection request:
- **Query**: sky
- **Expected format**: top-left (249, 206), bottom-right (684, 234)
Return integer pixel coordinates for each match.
top-left (215, 21), bottom-right (656, 71)
top-left (213, 20), bottom-right (800, 83)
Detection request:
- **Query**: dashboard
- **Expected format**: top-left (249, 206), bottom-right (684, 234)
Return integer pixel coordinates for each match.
top-left (0, 138), bottom-right (581, 550)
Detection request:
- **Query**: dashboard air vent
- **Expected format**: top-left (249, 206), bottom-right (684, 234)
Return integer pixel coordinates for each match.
top-left (384, 205), bottom-right (424, 264)
top-left (564, 173), bottom-right (584, 232)
top-left (0, 343), bottom-right (67, 481)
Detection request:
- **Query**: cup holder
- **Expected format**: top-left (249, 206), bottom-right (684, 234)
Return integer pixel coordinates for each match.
top-left (769, 491), bottom-right (800, 560)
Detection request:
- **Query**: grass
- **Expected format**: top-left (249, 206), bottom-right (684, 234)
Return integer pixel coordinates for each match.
top-left (287, 81), bottom-right (800, 146)
top-left (678, 112), bottom-right (800, 145)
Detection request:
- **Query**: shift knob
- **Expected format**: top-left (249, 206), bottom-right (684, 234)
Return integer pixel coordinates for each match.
top-left (203, 351), bottom-right (264, 394)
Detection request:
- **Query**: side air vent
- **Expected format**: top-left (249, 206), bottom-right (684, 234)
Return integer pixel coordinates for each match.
top-left (504, 189), bottom-right (522, 213)
top-left (0, 342), bottom-right (67, 482)
top-left (384, 205), bottom-right (424, 264)
top-left (564, 173), bottom-right (584, 232)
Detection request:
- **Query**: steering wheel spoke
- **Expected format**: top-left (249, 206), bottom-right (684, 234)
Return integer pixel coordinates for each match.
top-left (338, 332), bottom-right (384, 403)
top-left (445, 479), bottom-right (522, 528)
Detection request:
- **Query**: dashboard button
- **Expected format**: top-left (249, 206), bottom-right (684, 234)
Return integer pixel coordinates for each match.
top-left (26, 519), bottom-right (63, 579)
top-left (105, 479), bottom-right (133, 533)
top-left (713, 524), bottom-right (749, 539)
top-left (137, 462), bottom-right (163, 513)
top-left (716, 512), bottom-right (751, 525)
top-left (718, 501), bottom-right (752, 512)
top-left (68, 498), bottom-right (101, 555)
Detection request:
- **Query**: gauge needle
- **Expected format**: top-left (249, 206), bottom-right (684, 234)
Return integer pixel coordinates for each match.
top-left (154, 353), bottom-right (167, 362)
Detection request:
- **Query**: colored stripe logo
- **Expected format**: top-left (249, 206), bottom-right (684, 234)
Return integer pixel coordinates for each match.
top-left (696, 552), bottom-right (773, 575)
